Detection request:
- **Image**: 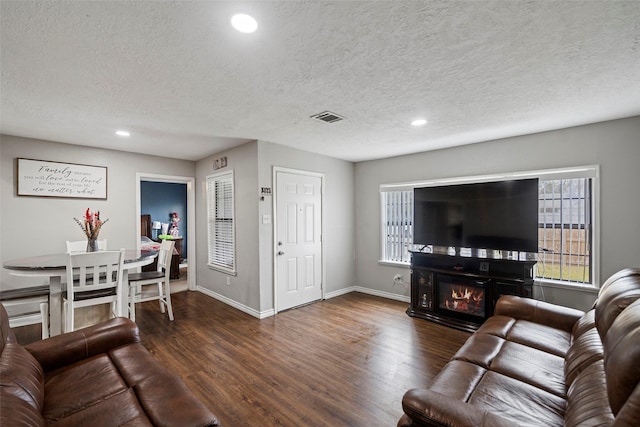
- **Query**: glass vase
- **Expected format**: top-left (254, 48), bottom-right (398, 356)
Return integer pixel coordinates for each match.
top-left (86, 238), bottom-right (98, 252)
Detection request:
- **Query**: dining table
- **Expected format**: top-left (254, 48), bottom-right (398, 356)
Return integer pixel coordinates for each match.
top-left (2, 249), bottom-right (157, 336)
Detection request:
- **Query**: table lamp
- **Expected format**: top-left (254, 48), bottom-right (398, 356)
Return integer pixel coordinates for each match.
top-left (152, 221), bottom-right (161, 239)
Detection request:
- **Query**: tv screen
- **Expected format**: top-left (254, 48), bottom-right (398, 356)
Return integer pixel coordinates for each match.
top-left (413, 178), bottom-right (539, 253)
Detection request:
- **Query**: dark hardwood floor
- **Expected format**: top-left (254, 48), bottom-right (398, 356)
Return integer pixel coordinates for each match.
top-left (14, 291), bottom-right (471, 426)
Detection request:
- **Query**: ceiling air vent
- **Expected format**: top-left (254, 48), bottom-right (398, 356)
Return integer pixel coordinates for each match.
top-left (310, 111), bottom-right (344, 123)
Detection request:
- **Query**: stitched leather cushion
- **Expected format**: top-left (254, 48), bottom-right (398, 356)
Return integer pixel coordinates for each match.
top-left (602, 299), bottom-right (640, 417)
top-left (42, 343), bottom-right (220, 426)
top-left (565, 326), bottom-right (603, 388)
top-left (0, 303), bottom-right (45, 423)
top-left (595, 268), bottom-right (640, 339)
top-left (564, 360), bottom-right (614, 427)
top-left (110, 344), bottom-right (220, 426)
top-left (43, 353), bottom-right (130, 422)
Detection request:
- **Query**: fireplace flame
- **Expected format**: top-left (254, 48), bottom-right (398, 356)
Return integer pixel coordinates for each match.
top-left (444, 286), bottom-right (484, 314)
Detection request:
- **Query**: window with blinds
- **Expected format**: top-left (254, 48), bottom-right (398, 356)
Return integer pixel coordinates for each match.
top-left (380, 166), bottom-right (598, 287)
top-left (206, 171), bottom-right (235, 274)
top-left (381, 190), bottom-right (413, 263)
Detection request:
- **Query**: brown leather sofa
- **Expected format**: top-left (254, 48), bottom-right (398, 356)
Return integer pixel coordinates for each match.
top-left (0, 303), bottom-right (220, 426)
top-left (398, 268), bottom-right (640, 427)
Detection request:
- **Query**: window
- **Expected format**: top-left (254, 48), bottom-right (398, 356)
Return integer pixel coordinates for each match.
top-left (206, 171), bottom-right (235, 274)
top-left (380, 166), bottom-right (598, 286)
top-left (381, 190), bottom-right (413, 263)
top-left (537, 178), bottom-right (592, 284)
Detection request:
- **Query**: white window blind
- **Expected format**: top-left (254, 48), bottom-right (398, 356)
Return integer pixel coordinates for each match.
top-left (381, 190), bottom-right (413, 263)
top-left (206, 171), bottom-right (235, 273)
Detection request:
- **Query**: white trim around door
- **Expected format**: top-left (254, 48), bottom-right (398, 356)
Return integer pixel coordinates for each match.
top-left (136, 173), bottom-right (196, 291)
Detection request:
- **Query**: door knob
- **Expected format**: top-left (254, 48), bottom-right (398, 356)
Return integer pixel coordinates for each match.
top-left (278, 251), bottom-right (285, 256)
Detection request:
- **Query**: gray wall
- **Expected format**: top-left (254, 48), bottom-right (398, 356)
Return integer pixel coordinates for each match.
top-left (257, 140), bottom-right (355, 312)
top-left (0, 134), bottom-right (195, 285)
top-left (354, 116), bottom-right (640, 311)
top-left (195, 141), bottom-right (261, 311)
top-left (194, 140), bottom-right (355, 315)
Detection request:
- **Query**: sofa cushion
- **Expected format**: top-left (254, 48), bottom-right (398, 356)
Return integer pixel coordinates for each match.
top-left (564, 360), bottom-right (614, 427)
top-left (40, 342), bottom-right (220, 426)
top-left (0, 338), bottom-right (45, 411)
top-left (0, 301), bottom-right (45, 421)
top-left (467, 370), bottom-right (565, 427)
top-left (110, 344), bottom-right (220, 426)
top-left (602, 298), bottom-right (640, 416)
top-left (475, 314), bottom-right (572, 358)
top-left (500, 319), bottom-right (572, 357)
top-left (428, 360), bottom-right (487, 401)
top-left (489, 340), bottom-right (565, 398)
top-left (565, 326), bottom-right (603, 388)
top-left (450, 333), bottom-right (506, 369)
top-left (571, 309), bottom-right (596, 339)
top-left (43, 353), bottom-right (130, 422)
top-left (45, 389), bottom-right (152, 427)
top-left (0, 393), bottom-right (45, 426)
top-left (429, 357), bottom-right (566, 426)
top-left (595, 268), bottom-right (640, 339)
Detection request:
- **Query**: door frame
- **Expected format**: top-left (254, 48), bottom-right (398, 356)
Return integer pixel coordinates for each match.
top-left (272, 167), bottom-right (326, 314)
top-left (136, 173), bottom-right (196, 291)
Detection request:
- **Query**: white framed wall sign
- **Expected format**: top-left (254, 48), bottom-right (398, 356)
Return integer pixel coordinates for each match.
top-left (16, 158), bottom-right (108, 199)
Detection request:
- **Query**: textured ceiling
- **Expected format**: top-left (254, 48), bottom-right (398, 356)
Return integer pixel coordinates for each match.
top-left (1, 1), bottom-right (639, 162)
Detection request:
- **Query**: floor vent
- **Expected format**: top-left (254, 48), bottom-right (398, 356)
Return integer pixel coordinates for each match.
top-left (310, 111), bottom-right (344, 123)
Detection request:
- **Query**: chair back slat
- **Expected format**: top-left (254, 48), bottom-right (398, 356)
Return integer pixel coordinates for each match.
top-left (157, 240), bottom-right (175, 272)
top-left (66, 250), bottom-right (125, 296)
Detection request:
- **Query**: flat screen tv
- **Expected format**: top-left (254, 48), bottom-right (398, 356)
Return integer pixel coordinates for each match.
top-left (413, 178), bottom-right (539, 253)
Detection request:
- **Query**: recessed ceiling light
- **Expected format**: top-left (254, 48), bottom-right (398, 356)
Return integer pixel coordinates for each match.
top-left (115, 130), bottom-right (130, 137)
top-left (411, 119), bottom-right (427, 127)
top-left (231, 14), bottom-right (257, 33)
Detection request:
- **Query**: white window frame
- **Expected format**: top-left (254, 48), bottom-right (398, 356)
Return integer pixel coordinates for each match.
top-left (206, 170), bottom-right (236, 274)
top-left (379, 165), bottom-right (600, 288)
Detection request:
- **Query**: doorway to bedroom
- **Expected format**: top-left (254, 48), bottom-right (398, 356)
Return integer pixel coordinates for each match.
top-left (136, 173), bottom-right (196, 292)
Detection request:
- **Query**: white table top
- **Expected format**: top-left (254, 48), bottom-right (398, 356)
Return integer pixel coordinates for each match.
top-left (3, 249), bottom-right (157, 272)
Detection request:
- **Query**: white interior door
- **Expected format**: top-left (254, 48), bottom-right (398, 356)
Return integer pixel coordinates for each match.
top-left (275, 171), bottom-right (322, 311)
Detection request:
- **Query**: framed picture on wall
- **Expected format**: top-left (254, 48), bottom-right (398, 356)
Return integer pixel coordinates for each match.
top-left (16, 158), bottom-right (108, 199)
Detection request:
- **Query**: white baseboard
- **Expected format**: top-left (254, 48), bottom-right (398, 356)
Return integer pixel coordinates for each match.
top-left (197, 286), bottom-right (409, 319)
top-left (196, 286), bottom-right (275, 319)
top-left (325, 286), bottom-right (410, 303)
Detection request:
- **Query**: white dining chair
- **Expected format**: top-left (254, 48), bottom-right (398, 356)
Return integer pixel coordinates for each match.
top-left (62, 249), bottom-right (124, 332)
top-left (127, 239), bottom-right (175, 322)
top-left (0, 285), bottom-right (49, 339)
top-left (66, 239), bottom-right (107, 252)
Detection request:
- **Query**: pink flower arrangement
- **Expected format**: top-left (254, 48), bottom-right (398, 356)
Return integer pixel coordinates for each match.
top-left (74, 208), bottom-right (108, 239)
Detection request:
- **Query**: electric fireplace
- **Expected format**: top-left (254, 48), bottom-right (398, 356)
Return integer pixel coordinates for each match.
top-left (408, 252), bottom-right (536, 332)
top-left (438, 275), bottom-right (488, 321)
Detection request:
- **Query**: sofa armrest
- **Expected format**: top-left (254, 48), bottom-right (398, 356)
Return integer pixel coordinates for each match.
top-left (494, 295), bottom-right (584, 332)
top-left (401, 388), bottom-right (514, 427)
top-left (25, 317), bottom-right (140, 373)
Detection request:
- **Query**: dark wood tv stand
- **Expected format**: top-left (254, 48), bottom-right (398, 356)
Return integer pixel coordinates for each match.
top-left (408, 251), bottom-right (536, 332)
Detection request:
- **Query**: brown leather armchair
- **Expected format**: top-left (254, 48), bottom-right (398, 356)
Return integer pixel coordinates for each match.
top-left (0, 303), bottom-right (220, 426)
top-left (399, 268), bottom-right (640, 426)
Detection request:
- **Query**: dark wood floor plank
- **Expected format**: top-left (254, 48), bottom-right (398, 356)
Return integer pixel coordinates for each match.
top-left (12, 291), bottom-right (470, 426)
top-left (134, 291), bottom-right (470, 426)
